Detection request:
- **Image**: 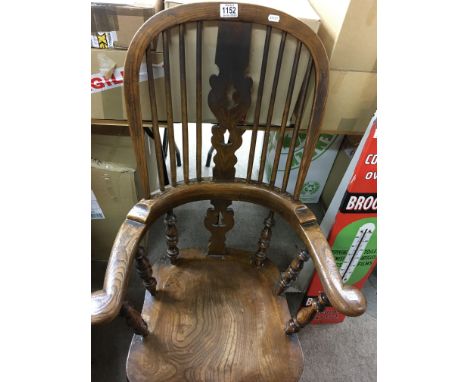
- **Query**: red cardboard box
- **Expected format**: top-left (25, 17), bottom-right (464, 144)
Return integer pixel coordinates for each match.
top-left (305, 116), bottom-right (377, 324)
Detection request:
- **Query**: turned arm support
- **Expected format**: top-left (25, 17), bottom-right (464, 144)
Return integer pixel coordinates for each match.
top-left (91, 219), bottom-right (147, 325)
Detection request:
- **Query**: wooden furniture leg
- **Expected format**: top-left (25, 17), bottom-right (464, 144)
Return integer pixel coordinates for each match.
top-left (120, 301), bottom-right (149, 337)
top-left (254, 211), bottom-right (275, 267)
top-left (164, 210), bottom-right (179, 264)
top-left (275, 249), bottom-right (310, 295)
top-left (135, 246), bottom-right (157, 296)
top-left (285, 293), bottom-right (330, 334)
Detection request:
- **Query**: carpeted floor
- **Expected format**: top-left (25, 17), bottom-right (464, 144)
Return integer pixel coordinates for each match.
top-left (91, 201), bottom-right (376, 382)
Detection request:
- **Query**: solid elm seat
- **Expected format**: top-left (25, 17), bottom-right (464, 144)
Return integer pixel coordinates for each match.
top-left (126, 248), bottom-right (303, 382)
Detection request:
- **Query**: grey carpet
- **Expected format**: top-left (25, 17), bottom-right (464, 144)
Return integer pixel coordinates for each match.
top-left (91, 201), bottom-right (376, 382)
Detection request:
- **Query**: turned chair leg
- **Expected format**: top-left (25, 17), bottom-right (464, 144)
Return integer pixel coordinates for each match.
top-left (275, 249), bottom-right (310, 295)
top-left (120, 301), bottom-right (149, 337)
top-left (164, 210), bottom-right (179, 264)
top-left (253, 211), bottom-right (275, 267)
top-left (135, 246), bottom-right (157, 296)
top-left (285, 293), bottom-right (330, 335)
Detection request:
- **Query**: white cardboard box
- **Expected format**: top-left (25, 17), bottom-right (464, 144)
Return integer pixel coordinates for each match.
top-left (91, 158), bottom-right (137, 260)
top-left (265, 132), bottom-right (343, 203)
top-left (91, 133), bottom-right (160, 197)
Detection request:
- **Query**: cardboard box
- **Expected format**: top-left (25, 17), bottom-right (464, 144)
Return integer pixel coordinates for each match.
top-left (91, 48), bottom-right (166, 120)
top-left (306, 116), bottom-right (377, 324)
top-left (308, 0), bottom-right (377, 72)
top-left (91, 29), bottom-right (315, 127)
top-left (91, 1), bottom-right (323, 127)
top-left (91, 1), bottom-right (163, 49)
top-left (91, 133), bottom-right (160, 197)
top-left (321, 135), bottom-right (360, 207)
top-left (265, 132), bottom-right (343, 203)
top-left (318, 70), bottom-right (377, 134)
top-left (91, 158), bottom-right (138, 261)
top-left (165, 0), bottom-right (321, 33)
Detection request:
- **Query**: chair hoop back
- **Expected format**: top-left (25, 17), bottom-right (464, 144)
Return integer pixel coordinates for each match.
top-left (124, 2), bottom-right (329, 200)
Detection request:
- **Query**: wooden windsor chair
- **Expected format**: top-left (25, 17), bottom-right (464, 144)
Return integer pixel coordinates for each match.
top-left (91, 3), bottom-right (367, 381)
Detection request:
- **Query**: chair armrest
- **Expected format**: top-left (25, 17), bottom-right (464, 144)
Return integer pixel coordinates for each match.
top-left (298, 222), bottom-right (367, 317)
top-left (91, 182), bottom-right (366, 321)
top-left (91, 219), bottom-right (146, 325)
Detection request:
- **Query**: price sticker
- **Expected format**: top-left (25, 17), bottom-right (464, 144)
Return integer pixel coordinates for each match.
top-left (220, 3), bottom-right (238, 18)
top-left (268, 14), bottom-right (280, 22)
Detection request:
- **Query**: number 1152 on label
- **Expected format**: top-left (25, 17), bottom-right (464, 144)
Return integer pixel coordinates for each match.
top-left (220, 3), bottom-right (239, 18)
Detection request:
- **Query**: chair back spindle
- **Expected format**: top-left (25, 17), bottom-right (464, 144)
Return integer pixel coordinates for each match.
top-left (162, 30), bottom-right (177, 187)
top-left (195, 21), bottom-right (203, 181)
top-left (145, 46), bottom-right (166, 192)
top-left (257, 30), bottom-right (287, 184)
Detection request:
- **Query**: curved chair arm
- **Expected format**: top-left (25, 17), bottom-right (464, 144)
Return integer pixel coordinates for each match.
top-left (297, 223), bottom-right (366, 316)
top-left (91, 180), bottom-right (366, 324)
top-left (91, 219), bottom-right (146, 325)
